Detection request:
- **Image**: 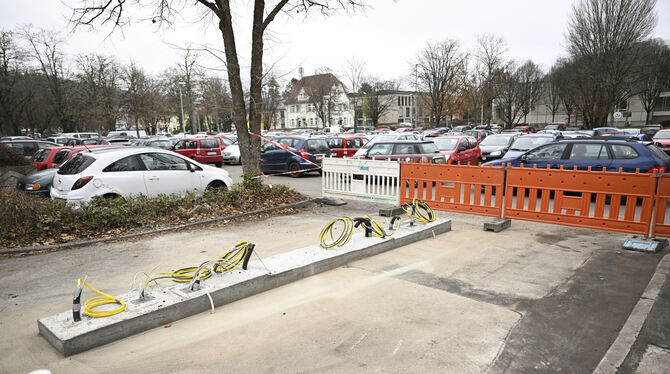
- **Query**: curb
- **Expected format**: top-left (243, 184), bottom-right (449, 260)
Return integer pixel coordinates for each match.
top-left (593, 252), bottom-right (670, 373)
top-left (0, 199), bottom-right (315, 255)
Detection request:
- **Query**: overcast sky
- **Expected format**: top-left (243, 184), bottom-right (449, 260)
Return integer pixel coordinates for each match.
top-left (2, 0), bottom-right (669, 88)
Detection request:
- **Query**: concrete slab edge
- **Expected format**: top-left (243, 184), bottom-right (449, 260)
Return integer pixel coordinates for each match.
top-left (39, 220), bottom-right (451, 356)
top-left (0, 199), bottom-right (314, 255)
top-left (593, 253), bottom-right (670, 374)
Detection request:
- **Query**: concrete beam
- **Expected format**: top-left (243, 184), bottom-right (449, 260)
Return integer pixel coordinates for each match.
top-left (38, 219), bottom-right (451, 356)
top-left (484, 218), bottom-right (511, 233)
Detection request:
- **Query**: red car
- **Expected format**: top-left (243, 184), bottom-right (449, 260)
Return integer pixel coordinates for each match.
top-left (48, 145), bottom-right (116, 169)
top-left (653, 129), bottom-right (670, 154)
top-left (512, 126), bottom-right (537, 133)
top-left (172, 137), bottom-right (223, 167)
top-left (327, 136), bottom-right (369, 158)
top-left (31, 146), bottom-right (71, 171)
top-left (433, 135), bottom-right (482, 164)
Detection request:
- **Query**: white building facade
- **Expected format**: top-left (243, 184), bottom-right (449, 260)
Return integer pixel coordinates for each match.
top-left (284, 74), bottom-right (354, 129)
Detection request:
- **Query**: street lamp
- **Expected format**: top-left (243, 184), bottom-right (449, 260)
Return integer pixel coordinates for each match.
top-left (178, 85), bottom-right (186, 138)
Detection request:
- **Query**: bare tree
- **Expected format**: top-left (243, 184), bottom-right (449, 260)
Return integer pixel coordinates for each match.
top-left (201, 75), bottom-right (233, 132)
top-left (415, 39), bottom-right (467, 127)
top-left (71, 0), bottom-right (365, 179)
top-left (21, 27), bottom-right (74, 132)
top-left (359, 78), bottom-right (400, 126)
top-left (516, 60), bottom-right (543, 124)
top-left (122, 62), bottom-right (155, 137)
top-left (635, 38), bottom-right (670, 124)
top-left (566, 0), bottom-right (658, 126)
top-left (475, 33), bottom-right (507, 124)
top-left (494, 61), bottom-right (524, 128)
top-left (0, 30), bottom-right (30, 136)
top-left (74, 54), bottom-right (121, 132)
top-left (305, 74), bottom-right (341, 129)
top-left (544, 66), bottom-right (562, 123)
top-left (261, 76), bottom-right (281, 129)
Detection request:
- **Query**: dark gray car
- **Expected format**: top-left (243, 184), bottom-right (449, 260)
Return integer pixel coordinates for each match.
top-left (479, 133), bottom-right (518, 162)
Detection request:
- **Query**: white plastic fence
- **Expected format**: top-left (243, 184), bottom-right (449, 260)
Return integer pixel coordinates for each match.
top-left (321, 157), bottom-right (400, 204)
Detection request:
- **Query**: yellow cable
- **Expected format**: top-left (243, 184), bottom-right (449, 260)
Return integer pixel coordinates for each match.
top-left (142, 241), bottom-right (253, 295)
top-left (77, 278), bottom-right (126, 318)
top-left (319, 217), bottom-right (354, 249)
top-left (402, 199), bottom-right (435, 224)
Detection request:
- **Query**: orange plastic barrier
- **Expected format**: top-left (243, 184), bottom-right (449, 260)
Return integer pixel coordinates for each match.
top-left (503, 165), bottom-right (656, 236)
top-left (399, 163), bottom-right (505, 217)
top-left (652, 175), bottom-right (670, 238)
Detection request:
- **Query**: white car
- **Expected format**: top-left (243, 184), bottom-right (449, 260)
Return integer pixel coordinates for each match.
top-left (222, 143), bottom-right (241, 164)
top-left (50, 147), bottom-right (233, 205)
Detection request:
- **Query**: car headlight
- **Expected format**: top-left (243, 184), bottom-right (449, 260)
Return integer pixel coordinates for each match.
top-left (490, 151), bottom-right (501, 156)
top-left (25, 183), bottom-right (41, 191)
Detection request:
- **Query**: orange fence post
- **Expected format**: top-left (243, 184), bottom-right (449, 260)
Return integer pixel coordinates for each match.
top-left (652, 174), bottom-right (670, 238)
top-left (399, 162), bottom-right (505, 218)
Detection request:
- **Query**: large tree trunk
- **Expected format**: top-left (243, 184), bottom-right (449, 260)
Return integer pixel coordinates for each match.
top-left (218, 4), bottom-right (260, 177)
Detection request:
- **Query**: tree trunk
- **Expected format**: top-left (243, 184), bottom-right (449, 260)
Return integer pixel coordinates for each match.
top-left (645, 110), bottom-right (651, 125)
top-left (218, 3), bottom-right (260, 178)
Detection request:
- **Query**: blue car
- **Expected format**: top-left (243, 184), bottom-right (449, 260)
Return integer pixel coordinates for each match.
top-left (261, 136), bottom-right (331, 177)
top-left (483, 138), bottom-right (670, 173)
top-left (500, 133), bottom-right (561, 160)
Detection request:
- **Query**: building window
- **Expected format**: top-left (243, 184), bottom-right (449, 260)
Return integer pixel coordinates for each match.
top-left (615, 100), bottom-right (628, 111)
top-left (310, 118), bottom-right (314, 126)
top-left (406, 107), bottom-right (410, 117)
top-left (398, 96), bottom-right (401, 106)
top-left (655, 96), bottom-right (670, 111)
top-left (398, 108), bottom-right (403, 117)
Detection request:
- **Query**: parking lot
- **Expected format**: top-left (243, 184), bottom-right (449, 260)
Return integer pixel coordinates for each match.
top-left (0, 193), bottom-right (667, 373)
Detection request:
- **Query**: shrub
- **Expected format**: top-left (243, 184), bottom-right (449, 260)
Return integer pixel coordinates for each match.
top-left (0, 182), bottom-right (303, 248)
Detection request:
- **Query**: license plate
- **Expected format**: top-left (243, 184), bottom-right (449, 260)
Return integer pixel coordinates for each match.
top-left (207, 151), bottom-right (216, 155)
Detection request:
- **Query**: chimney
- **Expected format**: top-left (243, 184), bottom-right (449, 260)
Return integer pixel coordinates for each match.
top-left (299, 67), bottom-right (304, 79)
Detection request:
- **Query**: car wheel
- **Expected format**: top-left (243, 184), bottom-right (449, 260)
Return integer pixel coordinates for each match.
top-left (103, 193), bottom-right (120, 199)
top-left (214, 162), bottom-right (223, 167)
top-left (206, 180), bottom-right (228, 192)
top-left (288, 162), bottom-right (301, 178)
top-left (238, 157), bottom-right (242, 165)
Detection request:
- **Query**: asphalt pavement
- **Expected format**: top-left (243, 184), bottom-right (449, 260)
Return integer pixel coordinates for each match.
top-left (0, 196), bottom-right (668, 373)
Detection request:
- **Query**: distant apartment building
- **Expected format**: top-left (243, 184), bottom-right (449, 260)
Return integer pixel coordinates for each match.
top-left (284, 73), bottom-right (354, 129)
top-left (502, 81), bottom-right (670, 127)
top-left (348, 90), bottom-right (431, 127)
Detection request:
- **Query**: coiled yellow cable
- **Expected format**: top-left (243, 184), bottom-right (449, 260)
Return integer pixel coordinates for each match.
top-left (319, 217), bottom-right (355, 249)
top-left (402, 199), bottom-right (435, 223)
top-left (142, 241), bottom-right (253, 295)
top-left (319, 216), bottom-right (400, 249)
top-left (77, 278), bottom-right (126, 318)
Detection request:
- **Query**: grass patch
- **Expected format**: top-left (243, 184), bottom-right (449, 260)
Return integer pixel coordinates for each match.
top-left (0, 183), bottom-right (306, 248)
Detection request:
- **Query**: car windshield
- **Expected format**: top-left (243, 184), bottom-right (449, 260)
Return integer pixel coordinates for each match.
top-left (544, 125), bottom-right (558, 130)
top-left (480, 135), bottom-right (512, 147)
top-left (654, 131), bottom-right (670, 139)
top-left (149, 141), bottom-right (170, 148)
top-left (52, 149), bottom-right (71, 164)
top-left (510, 137), bottom-right (554, 151)
top-left (419, 143), bottom-right (439, 154)
top-left (32, 148), bottom-right (50, 162)
top-left (58, 154), bottom-right (95, 175)
top-left (433, 138), bottom-right (459, 150)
